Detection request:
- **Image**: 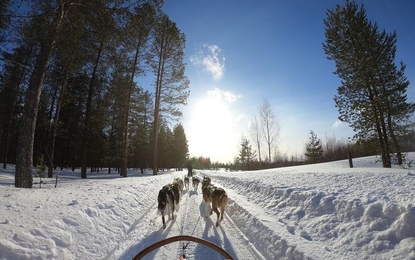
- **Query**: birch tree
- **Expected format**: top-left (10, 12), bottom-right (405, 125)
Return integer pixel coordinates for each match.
top-left (260, 98), bottom-right (280, 166)
top-left (249, 116), bottom-right (262, 164)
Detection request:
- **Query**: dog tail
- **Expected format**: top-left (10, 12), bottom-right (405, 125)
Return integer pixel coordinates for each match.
top-left (219, 192), bottom-right (228, 206)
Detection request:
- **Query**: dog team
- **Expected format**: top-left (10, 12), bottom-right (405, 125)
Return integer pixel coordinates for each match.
top-left (157, 174), bottom-right (228, 229)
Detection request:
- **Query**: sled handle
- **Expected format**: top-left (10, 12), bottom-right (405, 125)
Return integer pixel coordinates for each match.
top-left (132, 235), bottom-right (234, 260)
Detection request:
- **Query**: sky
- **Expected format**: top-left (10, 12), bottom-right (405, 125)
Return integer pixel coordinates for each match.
top-left (1, 154), bottom-right (414, 259)
top-left (159, 0), bottom-right (415, 163)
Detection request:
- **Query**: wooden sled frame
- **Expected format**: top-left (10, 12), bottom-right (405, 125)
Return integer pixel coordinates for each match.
top-left (132, 235), bottom-right (234, 260)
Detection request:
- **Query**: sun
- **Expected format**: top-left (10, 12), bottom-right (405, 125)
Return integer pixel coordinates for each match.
top-left (187, 97), bottom-right (236, 162)
top-left (194, 98), bottom-right (227, 123)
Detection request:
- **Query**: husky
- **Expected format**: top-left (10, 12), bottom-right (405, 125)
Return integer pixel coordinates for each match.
top-left (173, 177), bottom-right (184, 195)
top-left (157, 184), bottom-right (175, 229)
top-left (192, 176), bottom-right (200, 190)
top-left (184, 176), bottom-right (190, 190)
top-left (201, 177), bottom-right (228, 227)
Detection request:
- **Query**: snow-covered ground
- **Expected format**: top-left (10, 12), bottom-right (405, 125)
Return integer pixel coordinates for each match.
top-left (0, 154), bottom-right (414, 260)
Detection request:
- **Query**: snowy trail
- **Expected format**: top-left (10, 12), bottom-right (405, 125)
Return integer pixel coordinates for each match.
top-left (147, 182), bottom-right (265, 260)
top-left (110, 175), bottom-right (264, 260)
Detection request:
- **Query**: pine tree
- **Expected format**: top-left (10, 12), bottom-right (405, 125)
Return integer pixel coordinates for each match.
top-left (237, 138), bottom-right (257, 170)
top-left (15, 1), bottom-right (73, 188)
top-left (323, 0), bottom-right (414, 168)
top-left (149, 14), bottom-right (190, 175)
top-left (172, 123), bottom-right (189, 170)
top-left (304, 130), bottom-right (323, 164)
top-left (0, 0), bottom-right (10, 44)
top-left (0, 46), bottom-right (31, 169)
top-left (119, 2), bottom-right (159, 177)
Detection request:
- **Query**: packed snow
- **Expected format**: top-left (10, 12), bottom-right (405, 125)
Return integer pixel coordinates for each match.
top-left (0, 154), bottom-right (415, 260)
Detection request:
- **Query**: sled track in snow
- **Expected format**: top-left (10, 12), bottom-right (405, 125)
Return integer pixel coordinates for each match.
top-left (214, 178), bottom-right (343, 260)
top-left (222, 212), bottom-right (266, 260)
top-left (102, 201), bottom-right (158, 260)
top-left (106, 177), bottom-right (268, 260)
top-left (170, 184), bottom-right (266, 260)
top-left (175, 189), bottom-right (192, 257)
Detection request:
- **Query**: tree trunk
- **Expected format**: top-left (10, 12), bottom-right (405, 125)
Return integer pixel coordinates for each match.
top-left (3, 93), bottom-right (18, 169)
top-left (15, 47), bottom-right (53, 187)
top-left (15, 4), bottom-right (65, 188)
top-left (47, 65), bottom-right (70, 178)
top-left (2, 47), bottom-right (31, 169)
top-left (379, 111), bottom-right (391, 167)
top-left (81, 40), bottom-right (103, 179)
top-left (368, 84), bottom-right (391, 168)
top-left (348, 150), bottom-right (353, 168)
top-left (121, 35), bottom-right (143, 178)
top-left (152, 82), bottom-right (162, 175)
top-left (152, 40), bottom-right (166, 175)
top-left (386, 105), bottom-right (403, 165)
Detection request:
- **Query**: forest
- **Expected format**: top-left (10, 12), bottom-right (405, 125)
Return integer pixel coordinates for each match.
top-left (0, 0), bottom-right (190, 187)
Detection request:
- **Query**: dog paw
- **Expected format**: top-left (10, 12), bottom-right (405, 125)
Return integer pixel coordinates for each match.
top-left (163, 224), bottom-right (166, 229)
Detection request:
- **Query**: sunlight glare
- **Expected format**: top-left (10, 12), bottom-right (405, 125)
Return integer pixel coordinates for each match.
top-left (188, 97), bottom-right (236, 162)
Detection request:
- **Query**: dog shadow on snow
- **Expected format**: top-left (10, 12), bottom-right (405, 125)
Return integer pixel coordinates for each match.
top-left (188, 189), bottom-right (199, 196)
top-left (117, 218), bottom-right (175, 260)
top-left (192, 202), bottom-right (237, 259)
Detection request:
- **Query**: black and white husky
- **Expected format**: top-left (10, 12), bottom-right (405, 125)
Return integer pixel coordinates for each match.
top-left (157, 183), bottom-right (180, 229)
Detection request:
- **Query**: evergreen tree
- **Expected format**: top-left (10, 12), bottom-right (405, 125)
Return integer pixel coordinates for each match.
top-left (119, 2), bottom-right (159, 177)
top-left (0, 0), bottom-right (11, 44)
top-left (129, 89), bottom-right (153, 172)
top-left (0, 46), bottom-right (32, 169)
top-left (237, 138), bottom-right (257, 170)
top-left (56, 73), bottom-right (90, 170)
top-left (323, 0), bottom-right (414, 168)
top-left (15, 1), bottom-right (74, 188)
top-left (149, 14), bottom-right (190, 175)
top-left (304, 130), bottom-right (323, 164)
top-left (156, 122), bottom-right (170, 170)
top-left (172, 123), bottom-right (189, 170)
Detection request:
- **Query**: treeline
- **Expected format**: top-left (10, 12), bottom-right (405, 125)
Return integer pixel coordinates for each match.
top-left (304, 130), bottom-right (415, 165)
top-left (0, 0), bottom-right (190, 187)
top-left (215, 129), bottom-right (415, 172)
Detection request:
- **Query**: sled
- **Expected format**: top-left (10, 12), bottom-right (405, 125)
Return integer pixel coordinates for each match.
top-left (132, 235), bottom-right (234, 259)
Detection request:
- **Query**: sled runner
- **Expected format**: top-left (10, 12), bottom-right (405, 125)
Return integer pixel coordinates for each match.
top-left (132, 235), bottom-right (234, 260)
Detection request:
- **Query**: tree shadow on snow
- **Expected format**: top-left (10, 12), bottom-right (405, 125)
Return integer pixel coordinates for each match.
top-left (0, 166), bottom-right (182, 187)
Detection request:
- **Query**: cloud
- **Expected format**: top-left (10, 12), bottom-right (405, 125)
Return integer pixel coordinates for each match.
top-left (190, 44), bottom-right (225, 80)
top-left (332, 119), bottom-right (344, 128)
top-left (234, 113), bottom-right (246, 122)
top-left (207, 88), bottom-right (242, 103)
